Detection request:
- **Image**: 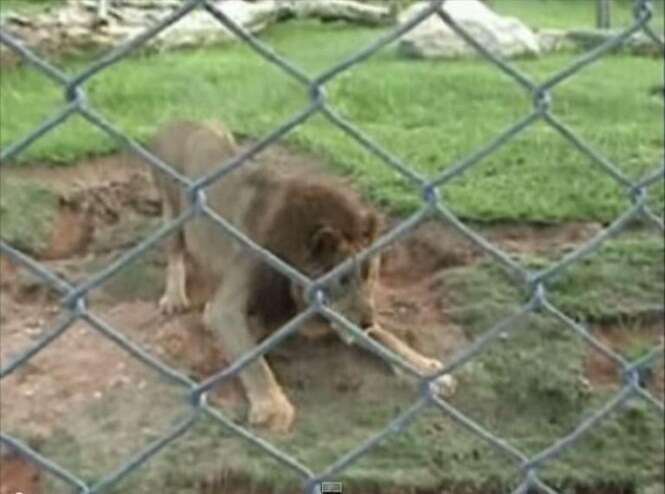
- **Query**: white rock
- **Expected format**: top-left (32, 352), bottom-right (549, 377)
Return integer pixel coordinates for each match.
top-left (153, 1), bottom-right (273, 51)
top-left (2, 0), bottom-right (391, 56)
top-left (397, 0), bottom-right (540, 59)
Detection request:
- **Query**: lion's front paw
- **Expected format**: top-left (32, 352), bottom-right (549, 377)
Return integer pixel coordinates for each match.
top-left (419, 356), bottom-right (443, 373)
top-left (419, 357), bottom-right (458, 399)
top-left (431, 373), bottom-right (458, 398)
top-left (248, 392), bottom-right (295, 433)
top-left (159, 292), bottom-right (190, 315)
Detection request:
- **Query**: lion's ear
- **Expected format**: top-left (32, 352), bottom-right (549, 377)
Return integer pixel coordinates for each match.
top-left (309, 226), bottom-right (342, 260)
top-left (363, 212), bottom-right (381, 242)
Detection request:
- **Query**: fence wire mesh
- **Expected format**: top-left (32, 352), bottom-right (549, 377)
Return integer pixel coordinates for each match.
top-left (1, 0), bottom-right (663, 493)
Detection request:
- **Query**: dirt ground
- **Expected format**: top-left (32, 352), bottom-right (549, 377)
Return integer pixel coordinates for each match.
top-left (0, 146), bottom-right (660, 494)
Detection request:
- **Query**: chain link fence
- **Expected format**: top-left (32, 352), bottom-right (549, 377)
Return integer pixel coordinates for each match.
top-left (1, 0), bottom-right (663, 493)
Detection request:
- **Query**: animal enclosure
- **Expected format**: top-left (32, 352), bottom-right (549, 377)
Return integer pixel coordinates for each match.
top-left (1, 1), bottom-right (663, 493)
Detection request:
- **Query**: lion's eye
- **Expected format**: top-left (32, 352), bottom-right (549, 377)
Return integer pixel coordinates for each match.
top-left (340, 273), bottom-right (353, 286)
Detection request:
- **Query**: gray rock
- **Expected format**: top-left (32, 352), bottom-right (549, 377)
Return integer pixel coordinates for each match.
top-left (397, 0), bottom-right (540, 60)
top-left (566, 28), bottom-right (664, 57)
top-left (536, 29), bottom-right (575, 54)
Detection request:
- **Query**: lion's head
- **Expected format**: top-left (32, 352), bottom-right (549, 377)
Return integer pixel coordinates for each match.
top-left (250, 178), bottom-right (382, 338)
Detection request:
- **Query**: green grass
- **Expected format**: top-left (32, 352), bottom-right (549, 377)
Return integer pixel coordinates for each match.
top-left (1, 0), bottom-right (64, 14)
top-left (494, 0), bottom-right (665, 32)
top-left (548, 233), bottom-right (665, 323)
top-left (441, 233), bottom-right (665, 328)
top-left (0, 178), bottom-right (58, 253)
top-left (439, 234), bottom-right (664, 362)
top-left (1, 20), bottom-right (663, 222)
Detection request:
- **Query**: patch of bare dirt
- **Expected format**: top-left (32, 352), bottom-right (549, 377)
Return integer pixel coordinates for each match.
top-left (5, 154), bottom-right (142, 191)
top-left (585, 322), bottom-right (664, 400)
top-left (40, 201), bottom-right (93, 260)
top-left (481, 221), bottom-right (604, 255)
top-left (3, 153), bottom-right (160, 261)
top-left (0, 296), bottom-right (246, 438)
top-left (0, 453), bottom-right (40, 494)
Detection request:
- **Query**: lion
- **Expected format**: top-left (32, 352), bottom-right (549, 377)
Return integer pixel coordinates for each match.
top-left (149, 120), bottom-right (456, 433)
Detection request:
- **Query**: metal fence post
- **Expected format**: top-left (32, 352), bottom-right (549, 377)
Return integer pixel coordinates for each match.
top-left (597, 0), bottom-right (612, 29)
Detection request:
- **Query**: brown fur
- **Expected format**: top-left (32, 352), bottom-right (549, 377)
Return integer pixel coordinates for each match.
top-left (150, 120), bottom-right (456, 433)
top-left (250, 180), bottom-right (380, 333)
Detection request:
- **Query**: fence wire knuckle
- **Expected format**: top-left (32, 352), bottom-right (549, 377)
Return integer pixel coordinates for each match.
top-left (0, 0), bottom-right (663, 492)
